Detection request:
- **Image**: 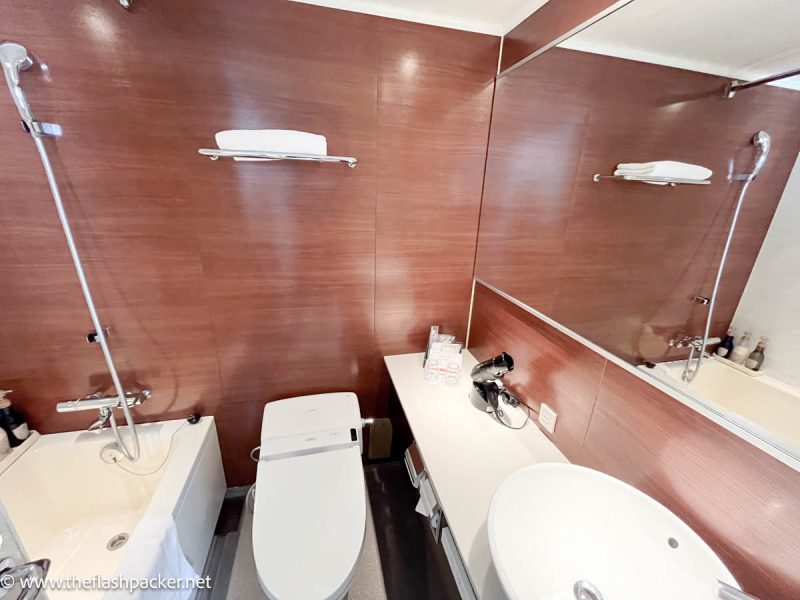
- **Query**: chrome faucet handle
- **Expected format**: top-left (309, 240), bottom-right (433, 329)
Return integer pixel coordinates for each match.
top-left (668, 336), bottom-right (693, 348)
top-left (125, 387), bottom-right (151, 406)
top-left (0, 557), bottom-right (50, 600)
top-left (669, 336), bottom-right (721, 350)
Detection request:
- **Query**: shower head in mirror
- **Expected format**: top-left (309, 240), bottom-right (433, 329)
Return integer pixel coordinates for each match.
top-left (0, 41), bottom-right (35, 122)
top-left (751, 130), bottom-right (771, 179)
top-left (0, 42), bottom-right (32, 87)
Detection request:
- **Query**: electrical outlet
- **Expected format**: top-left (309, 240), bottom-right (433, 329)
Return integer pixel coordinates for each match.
top-left (538, 403), bottom-right (558, 434)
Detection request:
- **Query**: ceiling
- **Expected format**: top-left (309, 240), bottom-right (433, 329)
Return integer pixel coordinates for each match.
top-left (559, 0), bottom-right (800, 87)
top-left (290, 0), bottom-right (549, 36)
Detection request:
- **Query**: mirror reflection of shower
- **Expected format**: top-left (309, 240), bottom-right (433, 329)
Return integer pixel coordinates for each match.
top-left (682, 131), bottom-right (772, 383)
top-left (0, 40), bottom-right (145, 462)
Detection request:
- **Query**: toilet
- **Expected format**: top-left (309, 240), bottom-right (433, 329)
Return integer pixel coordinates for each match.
top-left (252, 392), bottom-right (367, 600)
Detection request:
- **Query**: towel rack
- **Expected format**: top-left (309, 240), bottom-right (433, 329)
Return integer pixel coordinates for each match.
top-left (592, 174), bottom-right (710, 186)
top-left (198, 148), bottom-right (358, 168)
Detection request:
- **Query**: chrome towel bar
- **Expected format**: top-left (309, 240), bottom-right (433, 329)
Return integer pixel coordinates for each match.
top-left (198, 148), bottom-right (357, 168)
top-left (593, 174), bottom-right (710, 186)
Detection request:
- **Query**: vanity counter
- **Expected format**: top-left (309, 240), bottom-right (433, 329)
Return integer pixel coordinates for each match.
top-left (384, 352), bottom-right (568, 599)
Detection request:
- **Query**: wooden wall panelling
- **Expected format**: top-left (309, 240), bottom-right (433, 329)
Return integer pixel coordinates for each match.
top-left (374, 18), bottom-right (498, 358)
top-left (468, 283), bottom-right (605, 460)
top-left (0, 0), bottom-right (499, 485)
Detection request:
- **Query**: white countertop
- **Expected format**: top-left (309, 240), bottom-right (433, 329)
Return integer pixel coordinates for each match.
top-left (384, 352), bottom-right (568, 599)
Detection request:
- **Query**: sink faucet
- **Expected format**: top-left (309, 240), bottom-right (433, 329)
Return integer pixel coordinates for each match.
top-left (55, 387), bottom-right (151, 433)
top-left (0, 557), bottom-right (50, 600)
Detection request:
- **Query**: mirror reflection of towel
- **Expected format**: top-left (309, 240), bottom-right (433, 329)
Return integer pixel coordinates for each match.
top-left (215, 129), bottom-right (327, 161)
top-left (614, 160), bottom-right (712, 181)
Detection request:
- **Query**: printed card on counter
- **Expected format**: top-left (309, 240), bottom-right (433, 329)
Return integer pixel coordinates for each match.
top-left (423, 342), bottom-right (463, 386)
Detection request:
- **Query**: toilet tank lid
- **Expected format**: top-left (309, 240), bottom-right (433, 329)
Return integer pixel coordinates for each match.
top-left (261, 392), bottom-right (361, 445)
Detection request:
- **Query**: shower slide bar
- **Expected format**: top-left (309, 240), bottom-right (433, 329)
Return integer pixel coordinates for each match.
top-left (0, 40), bottom-right (142, 462)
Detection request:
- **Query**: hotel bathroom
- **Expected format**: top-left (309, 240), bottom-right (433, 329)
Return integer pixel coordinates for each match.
top-left (0, 0), bottom-right (798, 599)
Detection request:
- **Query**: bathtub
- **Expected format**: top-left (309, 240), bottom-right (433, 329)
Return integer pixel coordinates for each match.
top-left (642, 357), bottom-right (800, 455)
top-left (0, 417), bottom-right (226, 599)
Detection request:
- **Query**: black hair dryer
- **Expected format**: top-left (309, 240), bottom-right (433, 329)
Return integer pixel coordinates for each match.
top-left (470, 352), bottom-right (516, 412)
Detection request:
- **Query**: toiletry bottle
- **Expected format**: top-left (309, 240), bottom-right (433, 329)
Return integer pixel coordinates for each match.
top-left (745, 337), bottom-right (767, 371)
top-left (716, 327), bottom-right (735, 358)
top-left (0, 428), bottom-right (10, 457)
top-left (0, 391), bottom-right (29, 448)
top-left (729, 331), bottom-right (752, 365)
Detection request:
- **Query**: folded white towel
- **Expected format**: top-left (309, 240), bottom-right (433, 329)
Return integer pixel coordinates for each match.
top-left (215, 129), bottom-right (327, 162)
top-left (615, 160), bottom-right (712, 181)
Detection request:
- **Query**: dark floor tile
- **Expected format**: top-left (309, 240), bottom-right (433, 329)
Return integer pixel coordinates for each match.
top-left (214, 494), bottom-right (246, 535)
top-left (365, 461), bottom-right (461, 600)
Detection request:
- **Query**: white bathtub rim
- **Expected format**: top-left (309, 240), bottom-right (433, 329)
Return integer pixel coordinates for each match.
top-left (642, 359), bottom-right (800, 458)
top-left (0, 431), bottom-right (40, 477)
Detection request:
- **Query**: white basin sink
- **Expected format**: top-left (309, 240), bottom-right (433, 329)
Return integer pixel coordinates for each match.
top-left (488, 463), bottom-right (739, 600)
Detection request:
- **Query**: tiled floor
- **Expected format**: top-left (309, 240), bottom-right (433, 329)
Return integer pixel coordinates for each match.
top-left (216, 461), bottom-right (460, 600)
top-left (366, 462), bottom-right (460, 600)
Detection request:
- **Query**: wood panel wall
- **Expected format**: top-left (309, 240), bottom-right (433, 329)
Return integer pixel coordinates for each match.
top-left (0, 0), bottom-right (498, 485)
top-left (476, 47), bottom-right (800, 364)
top-left (469, 282), bottom-right (800, 600)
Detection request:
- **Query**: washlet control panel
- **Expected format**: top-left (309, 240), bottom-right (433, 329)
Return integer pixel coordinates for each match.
top-left (259, 392), bottom-right (364, 461)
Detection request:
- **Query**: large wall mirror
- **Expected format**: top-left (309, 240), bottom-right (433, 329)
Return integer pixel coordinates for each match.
top-left (477, 0), bottom-right (800, 463)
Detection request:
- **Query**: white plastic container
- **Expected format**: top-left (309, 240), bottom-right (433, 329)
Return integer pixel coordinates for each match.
top-left (0, 428), bottom-right (10, 457)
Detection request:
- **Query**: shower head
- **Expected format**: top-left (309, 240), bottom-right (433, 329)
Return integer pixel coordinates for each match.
top-left (750, 130), bottom-right (771, 180)
top-left (0, 41), bottom-right (35, 122)
top-left (0, 42), bottom-right (32, 86)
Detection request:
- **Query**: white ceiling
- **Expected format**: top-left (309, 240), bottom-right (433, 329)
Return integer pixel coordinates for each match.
top-left (290, 0), bottom-right (549, 36)
top-left (559, 0), bottom-right (800, 87)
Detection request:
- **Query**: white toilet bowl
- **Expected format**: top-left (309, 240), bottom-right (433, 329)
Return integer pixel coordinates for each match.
top-left (252, 392), bottom-right (367, 600)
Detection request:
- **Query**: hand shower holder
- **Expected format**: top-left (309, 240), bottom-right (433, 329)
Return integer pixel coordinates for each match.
top-left (21, 119), bottom-right (61, 137)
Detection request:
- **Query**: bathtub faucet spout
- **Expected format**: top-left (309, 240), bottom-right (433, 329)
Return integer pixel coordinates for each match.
top-left (88, 406), bottom-right (113, 433)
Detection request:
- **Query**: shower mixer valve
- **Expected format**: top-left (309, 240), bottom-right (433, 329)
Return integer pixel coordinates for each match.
top-left (668, 336), bottom-right (721, 350)
top-left (55, 387), bottom-right (151, 433)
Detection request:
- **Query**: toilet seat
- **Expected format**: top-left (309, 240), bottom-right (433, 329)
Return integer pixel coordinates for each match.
top-left (252, 393), bottom-right (366, 600)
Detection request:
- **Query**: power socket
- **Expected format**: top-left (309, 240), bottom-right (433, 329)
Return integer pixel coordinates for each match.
top-left (538, 403), bottom-right (558, 434)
